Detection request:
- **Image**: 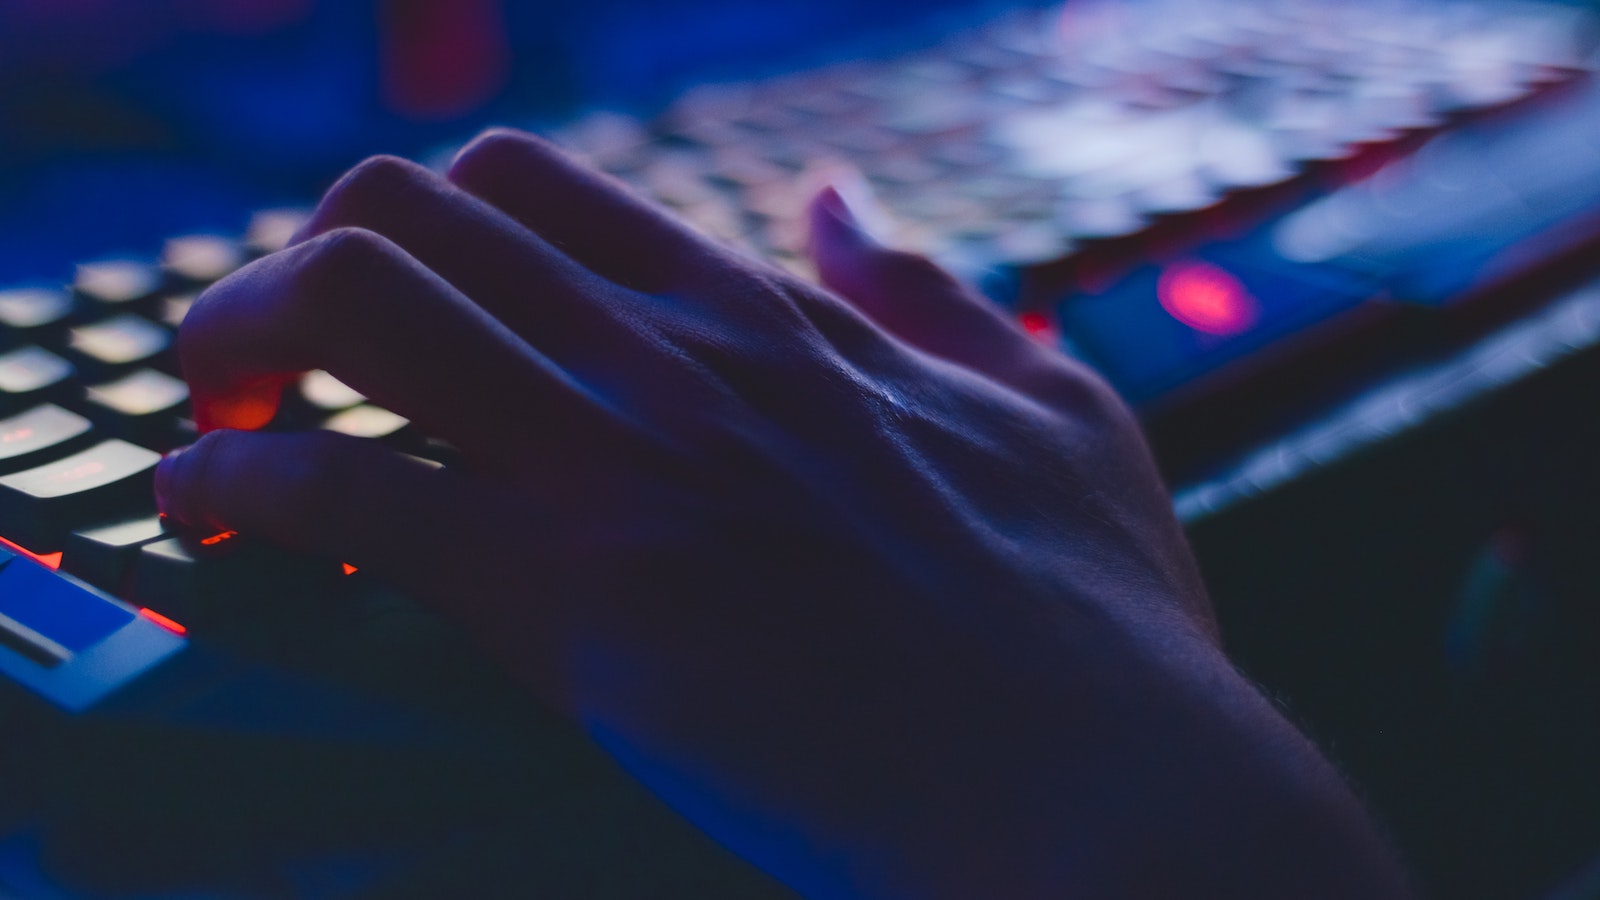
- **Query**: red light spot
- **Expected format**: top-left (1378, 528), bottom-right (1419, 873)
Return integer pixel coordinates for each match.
top-left (2, 427), bottom-right (34, 443)
top-left (139, 608), bottom-right (188, 636)
top-left (1019, 311), bottom-right (1052, 338)
top-left (0, 534), bottom-right (61, 570)
top-left (199, 530), bottom-right (238, 546)
top-left (1157, 260), bottom-right (1259, 337)
top-left (341, 563), bottom-right (359, 576)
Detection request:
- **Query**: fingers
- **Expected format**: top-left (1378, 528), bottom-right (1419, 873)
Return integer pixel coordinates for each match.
top-left (154, 429), bottom-right (530, 608)
top-left (806, 184), bottom-right (1052, 389)
top-left (287, 155), bottom-right (639, 361)
top-left (447, 129), bottom-right (735, 294)
top-left (181, 227), bottom-right (613, 470)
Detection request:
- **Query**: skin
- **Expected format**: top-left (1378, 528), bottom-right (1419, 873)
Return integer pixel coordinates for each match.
top-left (155, 129), bottom-right (1411, 899)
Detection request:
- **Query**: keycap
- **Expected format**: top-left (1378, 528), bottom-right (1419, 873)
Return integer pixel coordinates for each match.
top-left (62, 515), bottom-right (171, 593)
top-left (322, 405), bottom-right (412, 445)
top-left (129, 530), bottom-right (340, 630)
top-left (162, 235), bottom-right (245, 284)
top-left (73, 259), bottom-right (161, 309)
top-left (0, 404), bottom-right (96, 475)
top-left (0, 554), bottom-right (184, 713)
top-left (0, 554), bottom-right (133, 660)
top-left (83, 368), bottom-right (189, 448)
top-left (161, 294), bottom-right (197, 329)
top-left (244, 208), bottom-right (310, 255)
top-left (0, 346), bottom-right (76, 414)
top-left (0, 440), bottom-right (161, 550)
top-left (299, 369), bottom-right (365, 411)
top-left (0, 288), bottom-right (76, 346)
top-left (66, 314), bottom-right (172, 376)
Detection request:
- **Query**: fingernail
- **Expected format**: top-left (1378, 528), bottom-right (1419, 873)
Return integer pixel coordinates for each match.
top-left (154, 445), bottom-right (190, 519)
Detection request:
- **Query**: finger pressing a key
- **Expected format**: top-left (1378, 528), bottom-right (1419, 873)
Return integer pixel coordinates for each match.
top-left (179, 227), bottom-right (628, 474)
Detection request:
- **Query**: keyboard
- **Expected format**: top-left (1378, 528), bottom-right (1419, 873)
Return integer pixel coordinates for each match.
top-left (542, 0), bottom-right (1599, 477)
top-left (1, 0), bottom-right (1598, 896)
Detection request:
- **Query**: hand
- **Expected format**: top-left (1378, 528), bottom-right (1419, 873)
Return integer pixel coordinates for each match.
top-left (156, 130), bottom-right (1408, 898)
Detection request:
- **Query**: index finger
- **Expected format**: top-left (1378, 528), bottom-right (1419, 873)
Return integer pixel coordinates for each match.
top-left (180, 227), bottom-right (622, 471)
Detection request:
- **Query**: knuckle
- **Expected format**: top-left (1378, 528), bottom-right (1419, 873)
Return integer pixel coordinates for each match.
top-left (295, 227), bottom-right (398, 305)
top-left (448, 128), bottom-right (537, 182)
top-left (325, 154), bottom-right (428, 211)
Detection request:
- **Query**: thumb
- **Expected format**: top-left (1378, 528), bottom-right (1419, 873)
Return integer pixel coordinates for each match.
top-left (155, 429), bottom-right (530, 606)
top-left (805, 177), bottom-right (1036, 380)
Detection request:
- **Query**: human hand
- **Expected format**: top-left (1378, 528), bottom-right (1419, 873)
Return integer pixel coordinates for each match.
top-left (156, 130), bottom-right (1408, 898)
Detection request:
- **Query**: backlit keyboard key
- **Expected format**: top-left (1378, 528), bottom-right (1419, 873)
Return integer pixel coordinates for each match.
top-left (0, 288), bottom-right (76, 345)
top-left (73, 259), bottom-right (161, 309)
top-left (0, 440), bottom-right (161, 550)
top-left (67, 315), bottom-right (172, 375)
top-left (244, 208), bottom-right (309, 255)
top-left (0, 346), bottom-right (76, 413)
top-left (322, 405), bottom-right (410, 442)
top-left (162, 235), bottom-right (245, 284)
top-left (0, 404), bottom-right (95, 475)
top-left (62, 515), bottom-right (170, 593)
top-left (300, 369), bottom-right (366, 411)
top-left (84, 369), bottom-right (189, 448)
top-left (130, 530), bottom-right (341, 629)
top-left (161, 294), bottom-right (197, 329)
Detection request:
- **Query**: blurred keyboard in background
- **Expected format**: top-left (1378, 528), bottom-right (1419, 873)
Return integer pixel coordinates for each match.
top-left (539, 0), bottom-right (1600, 481)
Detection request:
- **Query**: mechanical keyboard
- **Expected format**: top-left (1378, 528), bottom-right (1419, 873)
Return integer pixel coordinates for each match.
top-left (2, 0), bottom-right (1600, 896)
top-left (542, 0), bottom-right (1599, 477)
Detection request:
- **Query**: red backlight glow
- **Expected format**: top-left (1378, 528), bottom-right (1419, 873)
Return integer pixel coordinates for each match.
top-left (1019, 311), bottom-right (1053, 340)
top-left (1157, 260), bottom-right (1259, 337)
top-left (199, 530), bottom-right (238, 546)
top-left (0, 534), bottom-right (61, 570)
top-left (139, 608), bottom-right (188, 636)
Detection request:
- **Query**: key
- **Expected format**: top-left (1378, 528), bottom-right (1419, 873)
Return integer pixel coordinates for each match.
top-left (161, 294), bottom-right (197, 329)
top-left (0, 555), bottom-right (185, 713)
top-left (84, 369), bottom-right (189, 448)
top-left (299, 370), bottom-right (365, 412)
top-left (0, 554), bottom-right (133, 659)
top-left (0, 440), bottom-right (161, 550)
top-left (162, 235), bottom-right (245, 285)
top-left (66, 315), bottom-right (172, 377)
top-left (244, 208), bottom-right (310, 255)
top-left (0, 405), bottom-right (96, 475)
top-left (73, 259), bottom-right (161, 310)
top-left (322, 405), bottom-right (412, 444)
top-left (129, 530), bottom-right (341, 630)
top-left (62, 515), bottom-right (171, 593)
top-left (0, 346), bottom-right (77, 414)
top-left (0, 287), bottom-right (76, 347)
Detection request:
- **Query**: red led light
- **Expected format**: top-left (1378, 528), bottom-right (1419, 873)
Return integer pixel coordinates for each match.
top-left (139, 608), bottom-right (188, 636)
top-left (199, 530), bottom-right (238, 546)
top-left (1019, 311), bottom-right (1052, 339)
top-left (0, 534), bottom-right (61, 570)
top-left (1157, 260), bottom-right (1259, 337)
top-left (341, 563), bottom-right (358, 576)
